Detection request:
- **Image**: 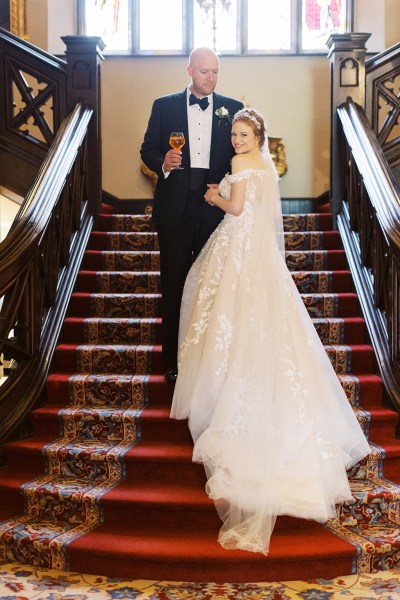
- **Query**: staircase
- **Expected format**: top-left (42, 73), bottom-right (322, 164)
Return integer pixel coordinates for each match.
top-left (0, 208), bottom-right (399, 582)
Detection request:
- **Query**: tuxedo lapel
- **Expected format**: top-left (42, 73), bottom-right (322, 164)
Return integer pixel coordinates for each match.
top-left (210, 93), bottom-right (230, 168)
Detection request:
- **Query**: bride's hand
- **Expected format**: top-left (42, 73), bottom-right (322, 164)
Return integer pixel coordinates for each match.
top-left (205, 184), bottom-right (218, 205)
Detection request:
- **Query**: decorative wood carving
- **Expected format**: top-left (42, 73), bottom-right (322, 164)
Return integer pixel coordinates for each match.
top-left (366, 43), bottom-right (400, 170)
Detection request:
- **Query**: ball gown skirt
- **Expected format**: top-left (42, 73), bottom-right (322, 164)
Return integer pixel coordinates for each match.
top-left (170, 154), bottom-right (370, 555)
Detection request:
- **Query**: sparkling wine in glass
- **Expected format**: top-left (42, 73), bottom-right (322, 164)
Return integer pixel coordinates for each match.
top-left (169, 131), bottom-right (185, 169)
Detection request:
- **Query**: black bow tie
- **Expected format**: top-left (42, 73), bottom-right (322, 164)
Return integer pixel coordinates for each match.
top-left (189, 93), bottom-right (209, 111)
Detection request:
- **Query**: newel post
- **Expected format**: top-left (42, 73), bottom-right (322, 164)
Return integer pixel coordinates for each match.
top-left (61, 35), bottom-right (105, 219)
top-left (326, 33), bottom-right (371, 224)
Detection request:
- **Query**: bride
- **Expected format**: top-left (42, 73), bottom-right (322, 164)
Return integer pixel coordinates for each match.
top-left (170, 108), bottom-right (370, 555)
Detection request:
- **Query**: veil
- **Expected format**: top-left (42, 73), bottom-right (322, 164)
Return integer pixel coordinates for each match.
top-left (260, 142), bottom-right (285, 257)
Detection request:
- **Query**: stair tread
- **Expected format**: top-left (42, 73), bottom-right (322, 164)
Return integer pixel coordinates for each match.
top-left (70, 292), bottom-right (162, 298)
top-left (33, 405), bottom-right (170, 417)
top-left (56, 342), bottom-right (161, 348)
top-left (63, 315), bottom-right (365, 326)
top-left (71, 521), bottom-right (354, 560)
top-left (4, 436), bottom-right (191, 454)
top-left (34, 403), bottom-right (397, 423)
top-left (55, 342), bottom-right (372, 350)
top-left (103, 479), bottom-right (210, 507)
top-left (84, 249), bottom-right (159, 255)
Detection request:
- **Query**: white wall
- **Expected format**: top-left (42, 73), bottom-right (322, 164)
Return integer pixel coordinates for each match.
top-left (385, 0), bottom-right (400, 48)
top-left (0, 190), bottom-right (22, 242)
top-left (26, 0), bottom-right (47, 50)
top-left (26, 0), bottom-right (397, 201)
top-left (354, 0), bottom-right (385, 52)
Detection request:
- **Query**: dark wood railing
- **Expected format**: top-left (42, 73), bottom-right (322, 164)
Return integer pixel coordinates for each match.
top-left (0, 103), bottom-right (94, 444)
top-left (0, 27), bottom-right (68, 194)
top-left (0, 29), bottom-right (104, 445)
top-left (0, 27), bottom-right (104, 209)
top-left (337, 99), bottom-right (400, 414)
top-left (327, 35), bottom-right (400, 416)
top-left (365, 41), bottom-right (400, 172)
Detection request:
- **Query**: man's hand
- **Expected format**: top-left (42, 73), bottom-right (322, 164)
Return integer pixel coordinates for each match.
top-left (163, 149), bottom-right (182, 172)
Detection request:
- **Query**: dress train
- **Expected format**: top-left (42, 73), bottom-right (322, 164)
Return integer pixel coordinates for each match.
top-left (170, 152), bottom-right (370, 555)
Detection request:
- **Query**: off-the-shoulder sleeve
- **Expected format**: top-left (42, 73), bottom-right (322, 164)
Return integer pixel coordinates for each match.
top-left (228, 168), bottom-right (263, 184)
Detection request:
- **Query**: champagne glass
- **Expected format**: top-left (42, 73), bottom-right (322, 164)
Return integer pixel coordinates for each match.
top-left (169, 131), bottom-right (185, 170)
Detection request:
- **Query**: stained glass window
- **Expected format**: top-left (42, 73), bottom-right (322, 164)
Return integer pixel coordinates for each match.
top-left (82, 0), bottom-right (130, 51)
top-left (139, 0), bottom-right (183, 51)
top-left (302, 0), bottom-right (348, 51)
top-left (78, 0), bottom-right (352, 55)
top-left (247, 0), bottom-right (292, 52)
top-left (193, 1), bottom-right (238, 53)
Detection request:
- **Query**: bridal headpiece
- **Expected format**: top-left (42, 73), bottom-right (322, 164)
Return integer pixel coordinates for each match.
top-left (233, 109), bottom-right (262, 130)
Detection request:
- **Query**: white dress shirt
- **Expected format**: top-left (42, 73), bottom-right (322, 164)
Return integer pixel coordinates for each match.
top-left (187, 87), bottom-right (213, 169)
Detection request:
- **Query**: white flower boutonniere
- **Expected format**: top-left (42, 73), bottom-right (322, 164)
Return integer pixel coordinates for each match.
top-left (215, 106), bottom-right (230, 125)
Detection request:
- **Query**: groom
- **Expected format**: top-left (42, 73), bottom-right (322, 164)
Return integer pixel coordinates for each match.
top-left (140, 47), bottom-right (243, 382)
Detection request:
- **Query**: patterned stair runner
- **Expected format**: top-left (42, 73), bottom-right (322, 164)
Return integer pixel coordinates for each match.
top-left (0, 211), bottom-right (399, 582)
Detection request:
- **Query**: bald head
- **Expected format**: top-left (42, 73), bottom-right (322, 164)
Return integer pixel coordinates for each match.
top-left (187, 47), bottom-right (219, 98)
top-left (189, 47), bottom-right (219, 67)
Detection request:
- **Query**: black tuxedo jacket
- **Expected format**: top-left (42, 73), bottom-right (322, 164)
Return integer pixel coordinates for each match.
top-left (140, 90), bottom-right (244, 228)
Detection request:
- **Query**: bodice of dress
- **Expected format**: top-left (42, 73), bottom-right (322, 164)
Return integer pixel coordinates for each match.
top-left (218, 169), bottom-right (265, 207)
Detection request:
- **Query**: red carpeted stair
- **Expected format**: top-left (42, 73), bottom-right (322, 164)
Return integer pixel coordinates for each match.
top-left (0, 209), bottom-right (399, 582)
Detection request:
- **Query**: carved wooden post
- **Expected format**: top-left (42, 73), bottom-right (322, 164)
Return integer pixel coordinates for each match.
top-left (61, 35), bottom-right (105, 220)
top-left (326, 33), bottom-right (371, 224)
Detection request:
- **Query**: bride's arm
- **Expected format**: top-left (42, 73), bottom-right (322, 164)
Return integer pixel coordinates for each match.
top-left (204, 156), bottom-right (248, 216)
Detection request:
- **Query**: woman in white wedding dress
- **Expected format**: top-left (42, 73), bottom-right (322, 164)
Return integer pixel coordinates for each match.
top-left (170, 108), bottom-right (370, 555)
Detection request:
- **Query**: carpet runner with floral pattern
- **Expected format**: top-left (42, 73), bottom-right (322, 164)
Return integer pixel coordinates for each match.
top-left (0, 209), bottom-right (399, 583)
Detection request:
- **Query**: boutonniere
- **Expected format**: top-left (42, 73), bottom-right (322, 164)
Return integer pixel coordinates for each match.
top-left (215, 106), bottom-right (230, 125)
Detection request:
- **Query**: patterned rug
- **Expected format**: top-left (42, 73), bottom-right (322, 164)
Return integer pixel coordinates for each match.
top-left (1, 560), bottom-right (400, 599)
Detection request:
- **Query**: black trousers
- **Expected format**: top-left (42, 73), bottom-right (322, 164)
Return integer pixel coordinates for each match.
top-left (156, 170), bottom-right (216, 365)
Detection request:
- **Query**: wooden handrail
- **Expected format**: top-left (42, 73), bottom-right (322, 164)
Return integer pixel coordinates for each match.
top-left (0, 26), bottom-right (66, 68)
top-left (337, 98), bottom-right (400, 413)
top-left (0, 103), bottom-right (94, 444)
top-left (338, 100), bottom-right (400, 248)
top-left (0, 30), bottom-right (103, 445)
top-left (365, 41), bottom-right (400, 73)
top-left (1, 104), bottom-right (92, 288)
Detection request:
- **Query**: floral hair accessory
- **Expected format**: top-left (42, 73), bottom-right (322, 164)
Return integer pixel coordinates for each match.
top-left (215, 106), bottom-right (230, 124)
top-left (233, 109), bottom-right (262, 130)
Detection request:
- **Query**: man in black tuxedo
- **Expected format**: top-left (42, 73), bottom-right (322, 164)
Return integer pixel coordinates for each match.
top-left (141, 47), bottom-right (243, 382)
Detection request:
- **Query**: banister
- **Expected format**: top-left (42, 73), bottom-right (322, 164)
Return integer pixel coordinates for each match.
top-left (0, 26), bottom-right (66, 69)
top-left (0, 30), bottom-right (103, 445)
top-left (1, 103), bottom-right (92, 289)
top-left (337, 100), bottom-right (400, 248)
top-left (337, 98), bottom-right (400, 415)
top-left (0, 103), bottom-right (94, 445)
top-left (365, 41), bottom-right (400, 73)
